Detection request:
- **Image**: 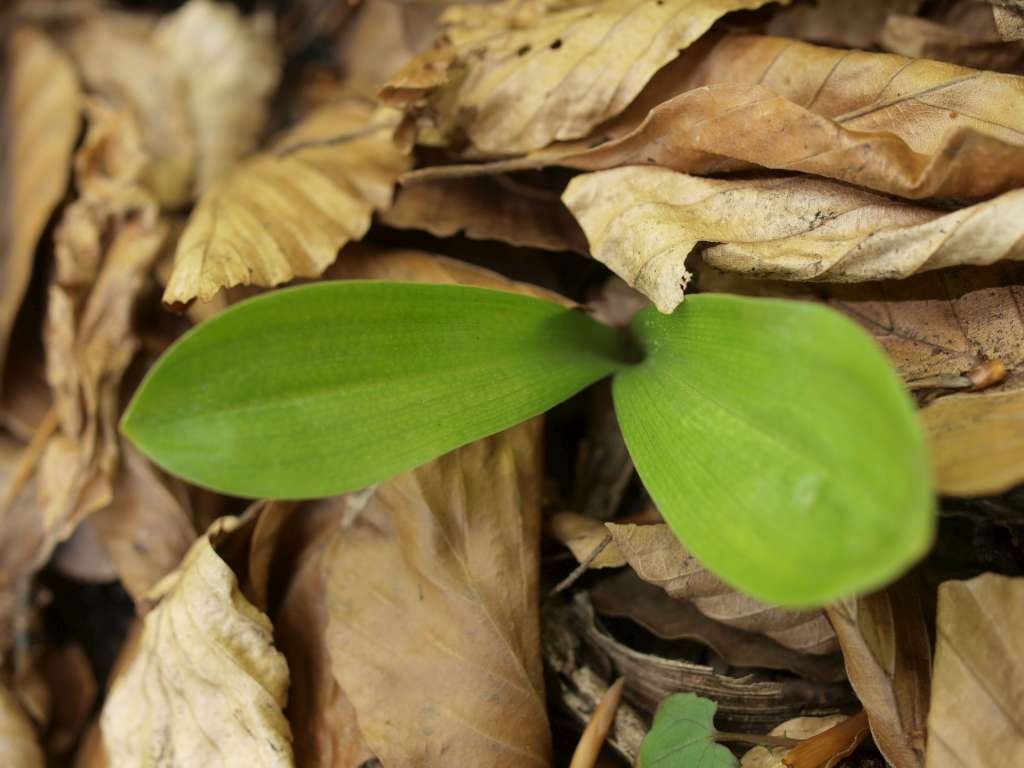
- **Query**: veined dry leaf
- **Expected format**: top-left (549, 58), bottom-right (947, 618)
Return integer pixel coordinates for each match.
top-left (739, 715), bottom-right (849, 768)
top-left (323, 422), bottom-right (551, 766)
top-left (0, 26), bottom-right (79, 385)
top-left (881, 14), bottom-right (1024, 73)
top-left (547, 511), bottom-right (626, 568)
top-left (275, 497), bottom-right (377, 768)
top-left (380, 0), bottom-right (788, 154)
top-left (826, 579), bottom-right (932, 768)
top-left (605, 522), bottom-right (837, 654)
top-left (766, 0), bottom-right (920, 48)
top-left (163, 100), bottom-right (411, 305)
top-left (925, 573), bottom-right (1024, 767)
top-left (98, 518), bottom-right (293, 767)
top-left (380, 176), bottom-right (587, 252)
top-left (153, 0), bottom-right (281, 194)
top-left (0, 684), bottom-right (43, 768)
top-left (591, 571), bottom-right (847, 681)
top-left (563, 167), bottom-right (1024, 312)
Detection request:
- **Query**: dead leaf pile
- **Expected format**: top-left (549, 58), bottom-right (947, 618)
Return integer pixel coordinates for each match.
top-left (3, 0), bottom-right (1024, 766)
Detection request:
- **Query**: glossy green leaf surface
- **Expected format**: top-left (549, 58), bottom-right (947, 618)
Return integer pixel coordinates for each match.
top-left (122, 282), bottom-right (628, 498)
top-left (637, 693), bottom-right (737, 768)
top-left (614, 294), bottom-right (934, 607)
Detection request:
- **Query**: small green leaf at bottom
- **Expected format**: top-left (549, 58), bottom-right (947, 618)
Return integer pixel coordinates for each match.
top-left (638, 693), bottom-right (738, 768)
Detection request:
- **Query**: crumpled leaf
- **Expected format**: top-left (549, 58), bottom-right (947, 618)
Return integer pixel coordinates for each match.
top-left (880, 14), bottom-right (1024, 72)
top-left (766, 0), bottom-right (921, 48)
top-left (563, 167), bottom-right (1024, 312)
top-left (739, 715), bottom-right (849, 768)
top-left (636, 693), bottom-right (738, 768)
top-left (925, 573), bottom-right (1024, 768)
top-left (97, 517), bottom-right (294, 767)
top-left (605, 522), bottom-right (837, 653)
top-left (163, 100), bottom-right (411, 305)
top-left (0, 684), bottom-right (43, 768)
top-left (380, 176), bottom-right (587, 253)
top-left (153, 0), bottom-right (280, 194)
top-left (0, 26), bottom-right (79, 385)
top-left (381, 0), bottom-right (787, 154)
top-left (547, 511), bottom-right (625, 568)
top-left (322, 422), bottom-right (551, 766)
top-left (826, 578), bottom-right (932, 768)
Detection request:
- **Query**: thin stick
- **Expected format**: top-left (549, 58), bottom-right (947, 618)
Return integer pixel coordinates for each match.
top-left (0, 405), bottom-right (59, 516)
top-left (715, 731), bottom-right (802, 749)
top-left (550, 532), bottom-right (612, 595)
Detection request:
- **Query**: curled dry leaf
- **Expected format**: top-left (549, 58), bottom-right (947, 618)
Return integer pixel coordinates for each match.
top-left (0, 26), bottom-right (79, 385)
top-left (880, 14), bottom-right (1024, 73)
top-left (605, 522), bottom-right (837, 654)
top-left (98, 518), bottom-right (293, 767)
top-left (739, 714), bottom-right (849, 768)
top-left (0, 684), bottom-right (43, 768)
top-left (163, 100), bottom-right (411, 305)
top-left (153, 0), bottom-right (280, 195)
top-left (569, 677), bottom-right (625, 768)
top-left (826, 578), bottom-right (932, 768)
top-left (547, 511), bottom-right (626, 569)
top-left (765, 0), bottom-right (921, 48)
top-left (925, 573), bottom-right (1024, 767)
top-left (322, 422), bottom-right (551, 766)
top-left (380, 176), bottom-right (587, 253)
top-left (563, 167), bottom-right (1024, 312)
top-left (380, 0), bottom-right (787, 154)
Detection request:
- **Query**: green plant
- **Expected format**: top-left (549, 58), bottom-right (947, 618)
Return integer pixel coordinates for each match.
top-left (122, 281), bottom-right (934, 606)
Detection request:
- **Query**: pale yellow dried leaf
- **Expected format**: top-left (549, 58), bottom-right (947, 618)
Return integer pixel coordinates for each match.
top-left (0, 26), bottom-right (79, 385)
top-left (381, 176), bottom-right (587, 252)
top-left (323, 422), bottom-right (551, 766)
top-left (163, 100), bottom-right (411, 305)
top-left (0, 684), bottom-right (43, 768)
top-left (154, 0), bottom-right (281, 194)
top-left (740, 715), bottom-right (848, 768)
top-left (563, 167), bottom-right (1024, 312)
top-left (99, 519), bottom-right (293, 767)
top-left (64, 12), bottom-right (197, 207)
top-left (547, 511), bottom-right (626, 568)
top-left (826, 580), bottom-right (931, 768)
top-left (381, 0), bottom-right (788, 154)
top-left (606, 522), bottom-right (836, 654)
top-left (926, 573), bottom-right (1024, 768)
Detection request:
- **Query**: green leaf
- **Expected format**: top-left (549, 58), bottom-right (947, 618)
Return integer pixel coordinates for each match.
top-left (637, 693), bottom-right (738, 768)
top-left (613, 294), bottom-right (934, 607)
top-left (122, 281), bottom-right (628, 498)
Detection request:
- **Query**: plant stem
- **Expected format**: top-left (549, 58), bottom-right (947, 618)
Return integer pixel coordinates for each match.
top-left (714, 731), bottom-right (801, 748)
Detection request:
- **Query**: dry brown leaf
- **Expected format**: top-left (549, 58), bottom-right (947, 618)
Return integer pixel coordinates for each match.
top-left (0, 26), bottom-right (79, 385)
top-left (739, 715), bottom-right (849, 768)
top-left (153, 0), bottom-right (281, 195)
top-left (0, 683), bottom-right (43, 768)
top-left (380, 176), bottom-right (587, 252)
top-left (881, 14), bottom-right (1024, 73)
top-left (323, 422), bottom-right (551, 766)
top-left (563, 167), bottom-right (1024, 312)
top-left (606, 522), bottom-right (837, 654)
top-left (163, 100), bottom-right (411, 305)
top-left (547, 511), bottom-right (626, 569)
top-left (925, 573), bottom-right (1024, 767)
top-left (591, 571), bottom-right (846, 681)
top-left (40, 643), bottom-right (98, 758)
top-left (380, 0), bottom-right (787, 154)
top-left (781, 711), bottom-right (870, 768)
top-left (97, 517), bottom-right (293, 767)
top-left (765, 0), bottom-right (921, 48)
top-left (274, 497), bottom-right (378, 768)
top-left (826, 578), bottom-right (932, 768)
top-left (994, 4), bottom-right (1024, 40)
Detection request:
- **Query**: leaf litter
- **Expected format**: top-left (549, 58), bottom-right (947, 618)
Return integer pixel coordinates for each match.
top-left (2, 0), bottom-right (1024, 765)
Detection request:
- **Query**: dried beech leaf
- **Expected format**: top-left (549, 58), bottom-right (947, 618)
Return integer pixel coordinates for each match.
top-left (563, 167), bottom-right (1024, 312)
top-left (380, 0), bottom-right (788, 154)
top-left (153, 0), bottom-right (281, 194)
top-left (826, 579), bottom-right (932, 768)
top-left (606, 522), bottom-right (837, 654)
top-left (0, 684), bottom-right (43, 768)
top-left (323, 422), bottom-right (551, 766)
top-left (547, 511), bottom-right (626, 568)
top-left (0, 26), bottom-right (79, 384)
top-left (925, 573), bottom-right (1024, 768)
top-left (766, 0), bottom-right (921, 48)
top-left (380, 176), bottom-right (587, 252)
top-left (163, 100), bottom-right (411, 305)
top-left (98, 519), bottom-right (294, 766)
top-left (739, 715), bottom-right (849, 768)
top-left (881, 14), bottom-right (1024, 73)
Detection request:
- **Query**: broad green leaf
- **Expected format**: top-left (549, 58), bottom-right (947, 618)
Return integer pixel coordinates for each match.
top-left (613, 294), bottom-right (934, 607)
top-left (122, 281), bottom-right (627, 498)
top-left (637, 693), bottom-right (737, 768)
